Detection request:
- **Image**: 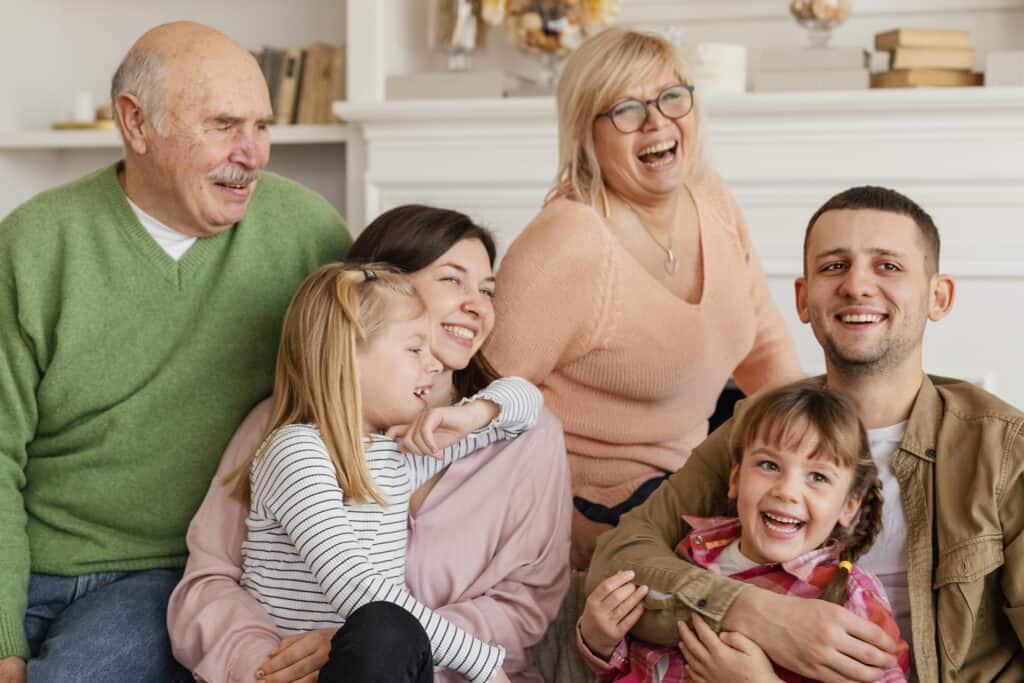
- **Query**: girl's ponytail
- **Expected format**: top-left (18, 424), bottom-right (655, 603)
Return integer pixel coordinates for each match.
top-left (819, 476), bottom-right (885, 605)
top-left (226, 263), bottom-right (422, 506)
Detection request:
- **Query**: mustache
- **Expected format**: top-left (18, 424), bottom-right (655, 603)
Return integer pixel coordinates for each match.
top-left (208, 165), bottom-right (262, 185)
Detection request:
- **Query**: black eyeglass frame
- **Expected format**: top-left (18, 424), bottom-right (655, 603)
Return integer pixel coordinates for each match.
top-left (594, 84), bottom-right (697, 134)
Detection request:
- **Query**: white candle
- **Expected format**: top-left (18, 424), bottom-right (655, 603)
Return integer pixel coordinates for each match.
top-left (72, 92), bottom-right (95, 124)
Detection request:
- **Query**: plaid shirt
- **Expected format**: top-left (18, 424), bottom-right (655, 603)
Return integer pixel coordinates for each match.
top-left (578, 516), bottom-right (910, 683)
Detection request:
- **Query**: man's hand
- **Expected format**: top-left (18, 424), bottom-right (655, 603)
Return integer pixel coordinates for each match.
top-left (0, 656), bottom-right (25, 683)
top-left (492, 669), bottom-right (511, 683)
top-left (257, 628), bottom-right (335, 683)
top-left (388, 399), bottom-right (498, 456)
top-left (678, 615), bottom-right (781, 683)
top-left (578, 570), bottom-right (648, 659)
top-left (722, 587), bottom-right (898, 683)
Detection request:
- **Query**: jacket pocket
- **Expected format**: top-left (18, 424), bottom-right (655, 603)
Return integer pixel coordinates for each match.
top-left (933, 535), bottom-right (1004, 668)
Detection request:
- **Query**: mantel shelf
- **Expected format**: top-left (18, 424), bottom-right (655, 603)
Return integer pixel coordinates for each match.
top-left (335, 86), bottom-right (1024, 124)
top-left (0, 124), bottom-right (351, 150)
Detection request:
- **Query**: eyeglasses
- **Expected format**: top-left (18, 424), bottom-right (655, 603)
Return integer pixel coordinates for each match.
top-left (594, 84), bottom-right (696, 134)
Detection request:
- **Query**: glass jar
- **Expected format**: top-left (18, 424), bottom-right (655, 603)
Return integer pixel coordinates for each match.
top-left (789, 0), bottom-right (853, 47)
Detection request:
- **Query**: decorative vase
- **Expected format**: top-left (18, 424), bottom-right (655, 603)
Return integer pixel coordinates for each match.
top-left (789, 0), bottom-right (852, 48)
top-left (429, 0), bottom-right (487, 71)
top-left (506, 0), bottom-right (585, 89)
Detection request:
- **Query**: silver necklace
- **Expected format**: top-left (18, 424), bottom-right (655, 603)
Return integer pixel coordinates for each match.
top-left (623, 201), bottom-right (678, 275)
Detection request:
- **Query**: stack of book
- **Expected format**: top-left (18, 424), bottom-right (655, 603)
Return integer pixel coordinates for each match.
top-left (871, 29), bottom-right (983, 88)
top-left (752, 47), bottom-right (869, 92)
top-left (257, 44), bottom-right (346, 125)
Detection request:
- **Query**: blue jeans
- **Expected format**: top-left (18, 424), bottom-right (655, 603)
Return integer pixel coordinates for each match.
top-left (23, 569), bottom-right (191, 682)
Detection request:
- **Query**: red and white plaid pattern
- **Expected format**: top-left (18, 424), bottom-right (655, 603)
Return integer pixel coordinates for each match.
top-left (579, 516), bottom-right (910, 683)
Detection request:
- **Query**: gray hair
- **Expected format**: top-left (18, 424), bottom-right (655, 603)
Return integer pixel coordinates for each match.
top-left (110, 47), bottom-right (169, 137)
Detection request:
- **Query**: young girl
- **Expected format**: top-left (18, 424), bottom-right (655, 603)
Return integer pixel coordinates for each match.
top-left (228, 262), bottom-right (541, 683)
top-left (577, 380), bottom-right (910, 682)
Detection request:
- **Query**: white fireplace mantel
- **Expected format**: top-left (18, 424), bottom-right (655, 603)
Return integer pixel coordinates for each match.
top-left (335, 87), bottom-right (1024, 407)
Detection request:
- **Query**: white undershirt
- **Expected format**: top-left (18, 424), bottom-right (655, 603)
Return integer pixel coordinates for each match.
top-left (857, 421), bottom-right (913, 664)
top-left (126, 198), bottom-right (197, 261)
top-left (716, 538), bottom-right (760, 576)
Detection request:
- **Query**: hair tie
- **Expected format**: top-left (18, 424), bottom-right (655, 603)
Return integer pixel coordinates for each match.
top-left (839, 560), bottom-right (853, 572)
top-left (363, 270), bottom-right (377, 282)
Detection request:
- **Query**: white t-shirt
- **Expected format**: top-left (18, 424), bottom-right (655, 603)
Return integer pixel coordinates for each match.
top-left (857, 421), bottom-right (913, 662)
top-left (126, 198), bottom-right (196, 261)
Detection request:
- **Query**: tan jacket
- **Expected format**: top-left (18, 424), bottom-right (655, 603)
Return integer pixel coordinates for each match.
top-left (588, 375), bottom-right (1024, 682)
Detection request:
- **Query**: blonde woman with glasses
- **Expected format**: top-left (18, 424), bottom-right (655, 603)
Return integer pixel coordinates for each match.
top-left (484, 27), bottom-right (803, 680)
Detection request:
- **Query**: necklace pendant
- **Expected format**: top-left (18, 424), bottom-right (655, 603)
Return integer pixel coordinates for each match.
top-left (664, 248), bottom-right (679, 275)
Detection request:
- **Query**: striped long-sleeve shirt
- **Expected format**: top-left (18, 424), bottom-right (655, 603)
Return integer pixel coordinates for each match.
top-left (241, 377), bottom-right (541, 683)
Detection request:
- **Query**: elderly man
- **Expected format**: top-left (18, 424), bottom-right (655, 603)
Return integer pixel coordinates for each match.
top-left (587, 186), bottom-right (1024, 682)
top-left (0, 22), bottom-right (349, 682)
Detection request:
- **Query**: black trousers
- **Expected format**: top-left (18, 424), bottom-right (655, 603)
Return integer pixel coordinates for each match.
top-left (318, 602), bottom-right (433, 683)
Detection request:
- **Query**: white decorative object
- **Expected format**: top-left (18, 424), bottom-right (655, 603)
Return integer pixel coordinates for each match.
top-left (683, 43), bottom-right (747, 95)
top-left (72, 92), bottom-right (95, 124)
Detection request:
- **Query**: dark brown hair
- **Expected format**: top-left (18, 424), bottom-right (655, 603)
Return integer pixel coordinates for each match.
top-left (729, 379), bottom-right (883, 605)
top-left (804, 185), bottom-right (941, 275)
top-left (348, 204), bottom-right (500, 397)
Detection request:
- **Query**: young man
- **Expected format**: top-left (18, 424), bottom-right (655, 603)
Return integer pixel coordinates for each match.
top-left (588, 186), bottom-right (1024, 682)
top-left (0, 22), bottom-right (349, 682)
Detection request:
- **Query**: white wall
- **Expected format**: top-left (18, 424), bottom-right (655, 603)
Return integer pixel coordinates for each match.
top-left (0, 0), bottom-right (348, 215)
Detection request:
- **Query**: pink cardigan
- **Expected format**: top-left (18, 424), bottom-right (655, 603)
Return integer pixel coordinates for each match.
top-left (167, 399), bottom-right (572, 682)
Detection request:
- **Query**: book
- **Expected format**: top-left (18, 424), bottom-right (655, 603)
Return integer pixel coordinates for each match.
top-left (271, 47), bottom-right (303, 125)
top-left (875, 28), bottom-right (971, 51)
top-left (751, 68), bottom-right (869, 92)
top-left (871, 69), bottom-right (983, 88)
top-left (889, 47), bottom-right (974, 71)
top-left (296, 44), bottom-right (346, 124)
top-left (259, 48), bottom-right (284, 110)
top-left (386, 71), bottom-right (521, 99)
top-left (758, 47), bottom-right (869, 72)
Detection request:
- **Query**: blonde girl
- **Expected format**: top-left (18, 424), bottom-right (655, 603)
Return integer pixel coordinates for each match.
top-left (228, 262), bottom-right (540, 683)
top-left (578, 380), bottom-right (910, 682)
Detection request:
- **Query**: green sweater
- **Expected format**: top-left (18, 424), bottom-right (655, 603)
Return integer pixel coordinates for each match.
top-left (0, 163), bottom-right (350, 659)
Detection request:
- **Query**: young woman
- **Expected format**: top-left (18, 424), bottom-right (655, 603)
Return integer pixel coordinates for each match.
top-left (227, 262), bottom-right (541, 682)
top-left (168, 206), bottom-right (571, 682)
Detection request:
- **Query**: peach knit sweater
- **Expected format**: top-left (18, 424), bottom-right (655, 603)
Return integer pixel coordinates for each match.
top-left (486, 172), bottom-right (801, 523)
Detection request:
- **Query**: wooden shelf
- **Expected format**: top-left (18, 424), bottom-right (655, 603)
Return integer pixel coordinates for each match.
top-left (0, 124), bottom-right (351, 150)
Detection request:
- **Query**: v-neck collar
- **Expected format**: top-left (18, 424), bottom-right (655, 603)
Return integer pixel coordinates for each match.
top-left (602, 181), bottom-right (707, 308)
top-left (106, 162), bottom-right (228, 289)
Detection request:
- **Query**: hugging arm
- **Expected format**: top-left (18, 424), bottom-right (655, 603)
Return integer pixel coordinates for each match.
top-left (431, 412), bottom-right (573, 674)
top-left (254, 435), bottom-right (504, 683)
top-left (588, 418), bottom-right (898, 683)
top-left (404, 377), bottom-right (543, 484)
top-left (587, 421), bottom-right (740, 646)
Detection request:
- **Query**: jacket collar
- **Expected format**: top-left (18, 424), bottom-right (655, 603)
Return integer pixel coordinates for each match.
top-left (899, 373), bottom-right (941, 463)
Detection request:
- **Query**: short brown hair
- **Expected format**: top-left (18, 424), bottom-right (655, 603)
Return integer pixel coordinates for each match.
top-left (804, 186), bottom-right (941, 274)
